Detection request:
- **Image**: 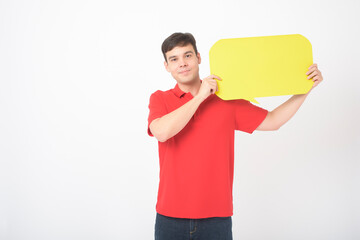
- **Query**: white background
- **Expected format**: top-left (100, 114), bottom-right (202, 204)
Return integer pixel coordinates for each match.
top-left (1, 0), bottom-right (359, 239)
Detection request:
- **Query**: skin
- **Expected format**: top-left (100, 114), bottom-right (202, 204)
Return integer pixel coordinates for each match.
top-left (257, 63), bottom-right (323, 130)
top-left (163, 44), bottom-right (219, 98)
top-left (150, 44), bottom-right (323, 142)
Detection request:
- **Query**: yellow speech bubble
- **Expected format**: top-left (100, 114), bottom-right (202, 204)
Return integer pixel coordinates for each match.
top-left (209, 34), bottom-right (313, 103)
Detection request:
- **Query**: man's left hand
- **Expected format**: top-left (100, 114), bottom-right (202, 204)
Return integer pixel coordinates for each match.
top-left (306, 63), bottom-right (323, 90)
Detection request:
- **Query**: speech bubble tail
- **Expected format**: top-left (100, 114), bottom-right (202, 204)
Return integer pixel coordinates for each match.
top-left (248, 98), bottom-right (260, 104)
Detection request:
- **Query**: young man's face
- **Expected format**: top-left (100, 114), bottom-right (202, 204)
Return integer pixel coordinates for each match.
top-left (164, 44), bottom-right (201, 85)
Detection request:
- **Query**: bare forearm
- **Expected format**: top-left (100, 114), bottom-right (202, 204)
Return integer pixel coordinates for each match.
top-left (150, 95), bottom-right (205, 142)
top-left (271, 91), bottom-right (310, 129)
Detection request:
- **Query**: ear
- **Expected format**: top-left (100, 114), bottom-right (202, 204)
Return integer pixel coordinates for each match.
top-left (164, 61), bottom-right (170, 72)
top-left (197, 52), bottom-right (201, 64)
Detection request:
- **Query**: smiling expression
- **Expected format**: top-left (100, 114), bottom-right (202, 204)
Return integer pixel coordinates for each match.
top-left (164, 44), bottom-right (201, 85)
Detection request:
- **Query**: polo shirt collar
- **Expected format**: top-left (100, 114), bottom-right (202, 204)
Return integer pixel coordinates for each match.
top-left (172, 83), bottom-right (186, 98)
top-left (171, 81), bottom-right (203, 98)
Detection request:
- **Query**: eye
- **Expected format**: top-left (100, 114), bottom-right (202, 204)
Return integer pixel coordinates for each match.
top-left (186, 54), bottom-right (192, 58)
top-left (171, 58), bottom-right (177, 62)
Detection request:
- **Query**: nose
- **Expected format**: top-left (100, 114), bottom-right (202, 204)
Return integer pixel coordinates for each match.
top-left (179, 57), bottom-right (188, 67)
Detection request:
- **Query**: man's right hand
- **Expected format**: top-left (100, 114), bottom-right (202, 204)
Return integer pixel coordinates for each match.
top-left (197, 75), bottom-right (222, 101)
top-left (150, 74), bottom-right (222, 142)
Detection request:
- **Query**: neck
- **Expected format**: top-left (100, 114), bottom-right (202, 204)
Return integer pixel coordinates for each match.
top-left (177, 78), bottom-right (202, 97)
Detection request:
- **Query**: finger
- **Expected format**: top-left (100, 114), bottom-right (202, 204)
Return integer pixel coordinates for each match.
top-left (308, 63), bottom-right (318, 69)
top-left (209, 75), bottom-right (222, 81)
top-left (207, 79), bottom-right (216, 86)
top-left (313, 76), bottom-right (321, 81)
top-left (315, 76), bottom-right (321, 82)
top-left (209, 82), bottom-right (217, 91)
top-left (306, 66), bottom-right (318, 75)
top-left (307, 70), bottom-right (318, 79)
top-left (210, 83), bottom-right (217, 94)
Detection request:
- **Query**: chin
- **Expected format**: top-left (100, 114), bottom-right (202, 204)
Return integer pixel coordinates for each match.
top-left (178, 78), bottom-right (195, 85)
top-left (177, 74), bottom-right (197, 83)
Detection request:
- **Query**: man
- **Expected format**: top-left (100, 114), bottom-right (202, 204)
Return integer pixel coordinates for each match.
top-left (147, 32), bottom-right (323, 240)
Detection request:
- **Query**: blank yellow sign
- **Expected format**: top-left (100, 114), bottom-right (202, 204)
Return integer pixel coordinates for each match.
top-left (209, 34), bottom-right (313, 103)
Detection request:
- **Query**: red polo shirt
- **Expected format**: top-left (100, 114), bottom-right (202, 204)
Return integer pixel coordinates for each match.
top-left (148, 83), bottom-right (268, 219)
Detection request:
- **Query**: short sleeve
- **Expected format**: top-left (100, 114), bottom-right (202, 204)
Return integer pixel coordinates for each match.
top-left (234, 99), bottom-right (268, 134)
top-left (147, 91), bottom-right (168, 136)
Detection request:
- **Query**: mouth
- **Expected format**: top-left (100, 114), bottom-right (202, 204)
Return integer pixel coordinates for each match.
top-left (179, 69), bottom-right (191, 74)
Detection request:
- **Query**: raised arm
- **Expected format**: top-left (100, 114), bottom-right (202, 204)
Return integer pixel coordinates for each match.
top-left (150, 75), bottom-right (221, 142)
top-left (256, 63), bottom-right (323, 131)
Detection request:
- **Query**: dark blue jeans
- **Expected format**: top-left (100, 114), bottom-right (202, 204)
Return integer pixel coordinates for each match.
top-left (155, 213), bottom-right (233, 240)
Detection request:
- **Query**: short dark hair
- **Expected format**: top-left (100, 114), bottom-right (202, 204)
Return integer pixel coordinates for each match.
top-left (161, 32), bottom-right (198, 62)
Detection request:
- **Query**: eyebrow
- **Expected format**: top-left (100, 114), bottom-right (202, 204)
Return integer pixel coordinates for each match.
top-left (168, 51), bottom-right (194, 61)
